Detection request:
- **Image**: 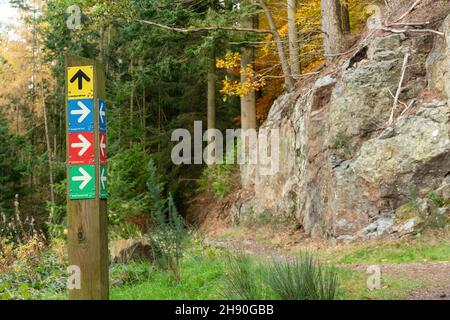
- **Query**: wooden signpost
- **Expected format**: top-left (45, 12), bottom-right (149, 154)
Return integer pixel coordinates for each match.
top-left (65, 55), bottom-right (109, 300)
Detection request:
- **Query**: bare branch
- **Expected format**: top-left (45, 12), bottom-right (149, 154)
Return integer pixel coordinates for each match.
top-left (400, 99), bottom-right (416, 117)
top-left (387, 89), bottom-right (408, 109)
top-left (382, 27), bottom-right (444, 36)
top-left (259, 71), bottom-right (320, 81)
top-left (395, 0), bottom-right (422, 23)
top-left (135, 19), bottom-right (273, 34)
top-left (389, 53), bottom-right (409, 126)
top-left (386, 21), bottom-right (430, 27)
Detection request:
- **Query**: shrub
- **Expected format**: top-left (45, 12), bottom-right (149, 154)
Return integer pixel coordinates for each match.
top-left (264, 252), bottom-right (339, 300)
top-left (108, 145), bottom-right (153, 237)
top-left (31, 238), bottom-right (67, 294)
top-left (0, 275), bottom-right (31, 300)
top-left (199, 164), bottom-right (239, 198)
top-left (110, 262), bottom-right (153, 287)
top-left (144, 160), bottom-right (188, 283)
top-left (199, 142), bottom-right (240, 198)
top-left (0, 236), bottom-right (67, 300)
top-left (422, 192), bottom-right (450, 230)
top-left (46, 180), bottom-right (68, 239)
top-left (147, 193), bottom-right (187, 283)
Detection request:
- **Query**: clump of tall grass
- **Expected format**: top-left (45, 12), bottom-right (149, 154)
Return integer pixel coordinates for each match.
top-left (222, 252), bottom-right (339, 300)
top-left (221, 253), bottom-right (268, 300)
top-left (264, 252), bottom-right (339, 300)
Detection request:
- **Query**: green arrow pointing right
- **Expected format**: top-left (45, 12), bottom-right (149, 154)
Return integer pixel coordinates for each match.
top-left (69, 165), bottom-right (96, 200)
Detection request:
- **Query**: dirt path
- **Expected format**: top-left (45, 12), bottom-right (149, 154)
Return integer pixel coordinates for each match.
top-left (207, 237), bottom-right (450, 300)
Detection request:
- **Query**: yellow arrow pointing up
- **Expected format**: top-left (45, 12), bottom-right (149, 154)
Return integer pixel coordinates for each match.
top-left (67, 66), bottom-right (94, 100)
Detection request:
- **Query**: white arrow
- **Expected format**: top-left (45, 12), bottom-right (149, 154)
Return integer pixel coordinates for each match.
top-left (72, 167), bottom-right (92, 190)
top-left (71, 134), bottom-right (91, 156)
top-left (71, 101), bottom-right (91, 123)
top-left (100, 135), bottom-right (106, 157)
top-left (100, 167), bottom-right (107, 190)
top-left (99, 102), bottom-right (106, 124)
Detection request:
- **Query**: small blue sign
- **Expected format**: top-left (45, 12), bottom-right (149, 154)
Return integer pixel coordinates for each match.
top-left (98, 99), bottom-right (107, 133)
top-left (68, 99), bottom-right (94, 132)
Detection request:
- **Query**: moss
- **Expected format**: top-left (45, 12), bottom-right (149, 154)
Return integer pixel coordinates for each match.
top-left (331, 131), bottom-right (353, 157)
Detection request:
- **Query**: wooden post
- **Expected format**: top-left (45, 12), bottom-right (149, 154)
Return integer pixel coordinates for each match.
top-left (66, 55), bottom-right (109, 300)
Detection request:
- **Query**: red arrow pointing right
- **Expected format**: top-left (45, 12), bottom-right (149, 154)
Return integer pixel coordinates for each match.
top-left (71, 134), bottom-right (92, 156)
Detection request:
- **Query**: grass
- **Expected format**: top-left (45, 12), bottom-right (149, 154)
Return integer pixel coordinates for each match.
top-left (112, 252), bottom-right (341, 300)
top-left (334, 243), bottom-right (450, 264)
top-left (38, 255), bottom-right (227, 300)
top-left (322, 232), bottom-right (450, 264)
top-left (37, 265), bottom-right (428, 301)
top-left (35, 253), bottom-right (435, 301)
top-left (112, 255), bottom-right (226, 300)
top-left (264, 253), bottom-right (339, 300)
top-left (221, 253), bottom-right (274, 300)
top-left (33, 231), bottom-right (450, 300)
top-left (39, 256), bottom-right (428, 301)
top-left (336, 268), bottom-right (430, 300)
top-left (220, 227), bottom-right (246, 240)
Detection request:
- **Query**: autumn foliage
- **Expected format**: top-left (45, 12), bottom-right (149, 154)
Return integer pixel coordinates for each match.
top-left (214, 0), bottom-right (372, 124)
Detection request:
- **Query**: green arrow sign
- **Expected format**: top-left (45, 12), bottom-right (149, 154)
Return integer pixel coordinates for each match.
top-left (69, 165), bottom-right (96, 200)
top-left (99, 166), bottom-right (108, 199)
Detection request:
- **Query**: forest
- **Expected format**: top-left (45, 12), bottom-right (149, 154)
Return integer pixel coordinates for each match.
top-left (0, 0), bottom-right (449, 302)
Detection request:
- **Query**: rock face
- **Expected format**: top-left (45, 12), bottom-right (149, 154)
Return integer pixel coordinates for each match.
top-left (238, 17), bottom-right (450, 241)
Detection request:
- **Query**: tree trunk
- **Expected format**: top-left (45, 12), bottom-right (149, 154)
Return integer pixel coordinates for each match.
top-left (118, 109), bottom-right (122, 150)
top-left (54, 134), bottom-right (57, 161)
top-left (99, 24), bottom-right (105, 64)
top-left (240, 4), bottom-right (257, 131)
top-left (258, 0), bottom-right (295, 92)
top-left (15, 104), bottom-right (20, 134)
top-left (240, 46), bottom-right (257, 131)
top-left (340, 1), bottom-right (351, 34)
top-left (142, 85), bottom-right (146, 141)
top-left (129, 61), bottom-right (134, 146)
top-left (321, 0), bottom-right (345, 64)
top-left (287, 0), bottom-right (300, 77)
top-left (207, 45), bottom-right (217, 164)
top-left (40, 85), bottom-right (55, 209)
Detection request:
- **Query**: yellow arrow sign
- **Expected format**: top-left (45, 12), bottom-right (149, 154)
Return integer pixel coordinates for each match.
top-left (67, 66), bottom-right (94, 100)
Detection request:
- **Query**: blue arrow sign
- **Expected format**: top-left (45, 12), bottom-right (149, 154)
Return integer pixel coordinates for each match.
top-left (68, 99), bottom-right (94, 132)
top-left (98, 99), bottom-right (106, 133)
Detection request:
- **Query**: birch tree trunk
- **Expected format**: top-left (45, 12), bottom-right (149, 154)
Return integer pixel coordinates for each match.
top-left (321, 0), bottom-right (345, 64)
top-left (258, 0), bottom-right (295, 92)
top-left (287, 0), bottom-right (300, 77)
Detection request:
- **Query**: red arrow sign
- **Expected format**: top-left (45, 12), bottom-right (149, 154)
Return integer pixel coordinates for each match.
top-left (99, 133), bottom-right (107, 166)
top-left (69, 132), bottom-right (95, 165)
